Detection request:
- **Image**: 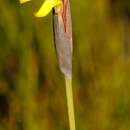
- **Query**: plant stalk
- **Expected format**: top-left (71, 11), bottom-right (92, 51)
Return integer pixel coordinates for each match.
top-left (65, 78), bottom-right (76, 130)
top-left (52, 0), bottom-right (76, 130)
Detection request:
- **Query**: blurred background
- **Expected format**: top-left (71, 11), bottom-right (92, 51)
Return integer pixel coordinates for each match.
top-left (0, 0), bottom-right (130, 130)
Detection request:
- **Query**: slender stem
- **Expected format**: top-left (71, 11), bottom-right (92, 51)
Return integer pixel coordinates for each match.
top-left (123, 15), bottom-right (130, 61)
top-left (65, 79), bottom-right (76, 130)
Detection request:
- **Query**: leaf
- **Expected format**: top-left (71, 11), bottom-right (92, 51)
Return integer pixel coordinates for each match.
top-left (35, 0), bottom-right (62, 17)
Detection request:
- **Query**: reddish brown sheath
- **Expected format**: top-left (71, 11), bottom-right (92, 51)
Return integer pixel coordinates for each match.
top-left (53, 0), bottom-right (72, 79)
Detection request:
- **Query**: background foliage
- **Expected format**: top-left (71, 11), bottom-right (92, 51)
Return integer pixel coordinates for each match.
top-left (0, 0), bottom-right (130, 130)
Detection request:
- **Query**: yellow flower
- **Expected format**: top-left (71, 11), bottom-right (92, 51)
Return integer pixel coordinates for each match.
top-left (19, 0), bottom-right (62, 17)
top-left (35, 0), bottom-right (62, 17)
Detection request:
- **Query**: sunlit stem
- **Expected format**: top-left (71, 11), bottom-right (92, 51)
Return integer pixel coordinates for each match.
top-left (65, 78), bottom-right (76, 130)
top-left (19, 0), bottom-right (31, 4)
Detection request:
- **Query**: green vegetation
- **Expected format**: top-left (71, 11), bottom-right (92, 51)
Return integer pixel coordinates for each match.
top-left (0, 0), bottom-right (130, 130)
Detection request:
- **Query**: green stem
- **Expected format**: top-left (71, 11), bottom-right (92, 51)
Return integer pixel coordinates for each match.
top-left (65, 78), bottom-right (76, 130)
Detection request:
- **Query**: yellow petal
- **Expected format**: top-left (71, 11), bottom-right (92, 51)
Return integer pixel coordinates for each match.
top-left (35, 0), bottom-right (62, 17)
top-left (20, 0), bottom-right (31, 4)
